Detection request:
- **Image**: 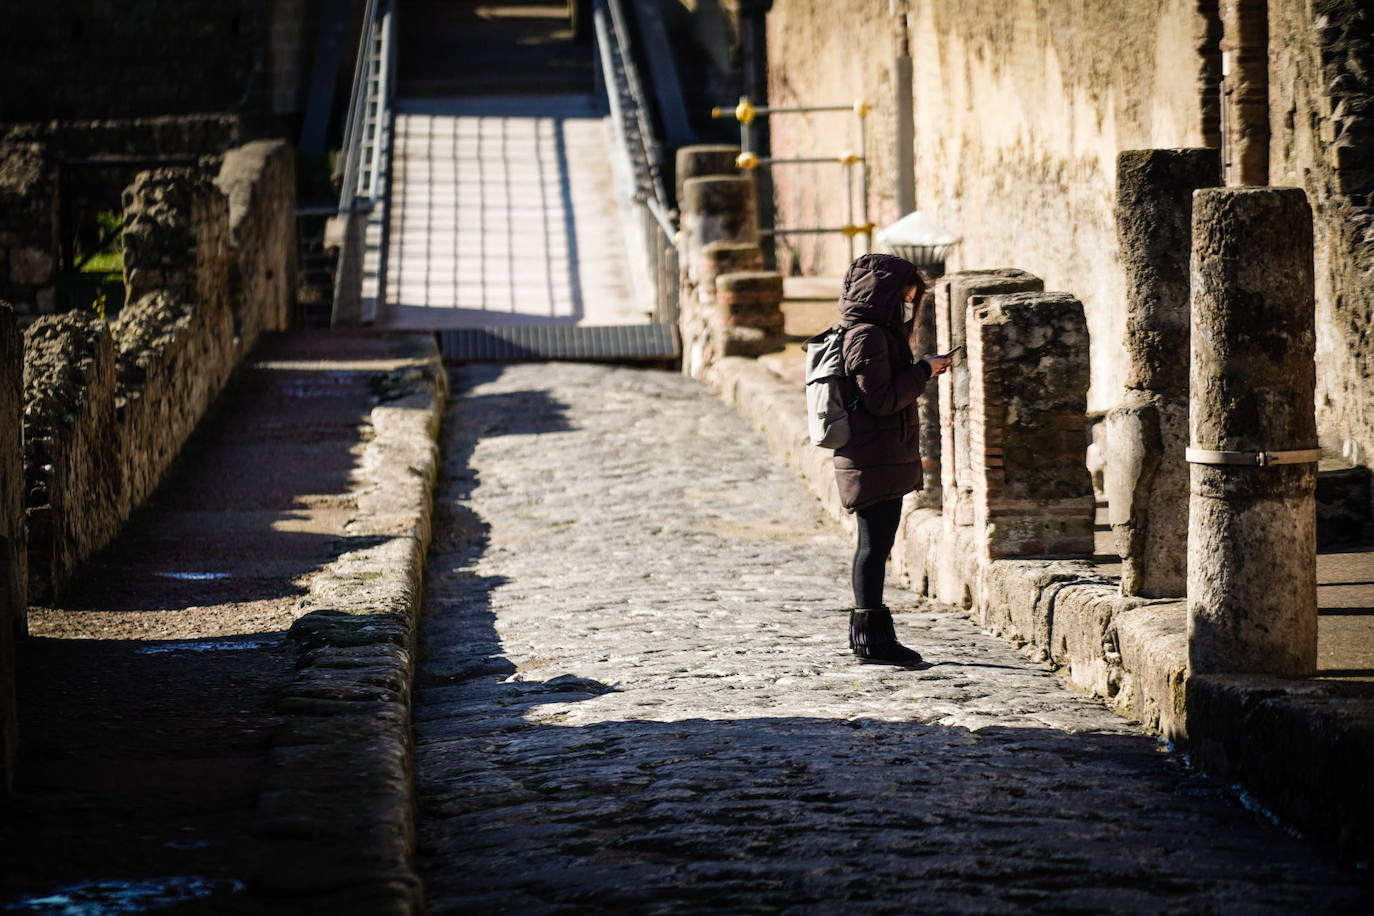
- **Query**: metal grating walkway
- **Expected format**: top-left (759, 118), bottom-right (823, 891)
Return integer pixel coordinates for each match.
top-left (438, 323), bottom-right (678, 362)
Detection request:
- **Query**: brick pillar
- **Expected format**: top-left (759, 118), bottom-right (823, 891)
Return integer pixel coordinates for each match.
top-left (969, 292), bottom-right (1095, 559)
top-left (698, 241), bottom-right (763, 304)
top-left (675, 144), bottom-right (741, 200)
top-left (714, 271), bottom-right (784, 357)
top-left (1188, 187), bottom-right (1316, 675)
top-left (680, 176), bottom-right (758, 286)
top-left (913, 284), bottom-right (941, 508)
top-left (933, 270), bottom-right (1043, 528)
top-left (1106, 148), bottom-right (1220, 598)
top-left (0, 302), bottom-right (25, 794)
top-left (679, 176), bottom-right (760, 377)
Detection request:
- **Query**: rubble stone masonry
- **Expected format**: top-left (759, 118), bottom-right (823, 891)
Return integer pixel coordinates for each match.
top-left (1270, 0), bottom-right (1374, 466)
top-left (20, 145), bottom-right (293, 601)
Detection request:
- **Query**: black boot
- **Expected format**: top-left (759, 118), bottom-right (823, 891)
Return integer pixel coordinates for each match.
top-left (849, 607), bottom-right (924, 666)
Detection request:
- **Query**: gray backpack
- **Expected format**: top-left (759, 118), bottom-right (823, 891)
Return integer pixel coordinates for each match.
top-left (804, 326), bottom-right (858, 449)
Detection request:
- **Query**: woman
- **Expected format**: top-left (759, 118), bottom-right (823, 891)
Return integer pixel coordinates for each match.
top-left (833, 252), bottom-right (952, 666)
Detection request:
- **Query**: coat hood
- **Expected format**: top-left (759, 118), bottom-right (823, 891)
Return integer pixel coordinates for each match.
top-left (838, 253), bottom-right (919, 328)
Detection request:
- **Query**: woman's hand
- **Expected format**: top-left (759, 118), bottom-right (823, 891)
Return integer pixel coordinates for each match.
top-left (922, 354), bottom-right (954, 377)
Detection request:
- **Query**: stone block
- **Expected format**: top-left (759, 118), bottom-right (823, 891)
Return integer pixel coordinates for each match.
top-left (1185, 674), bottom-right (1374, 856)
top-left (1104, 390), bottom-right (1188, 597)
top-left (968, 291), bottom-right (1095, 559)
top-left (675, 144), bottom-right (741, 200)
top-left (978, 559), bottom-right (1097, 652)
top-left (1048, 582), bottom-right (1125, 697)
top-left (1111, 601), bottom-right (1187, 739)
top-left (717, 325), bottom-right (783, 357)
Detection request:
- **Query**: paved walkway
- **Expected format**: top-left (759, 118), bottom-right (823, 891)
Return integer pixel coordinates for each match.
top-left (413, 362), bottom-right (1370, 913)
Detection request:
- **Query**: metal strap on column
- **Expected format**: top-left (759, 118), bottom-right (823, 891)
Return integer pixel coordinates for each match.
top-left (1184, 447), bottom-right (1323, 467)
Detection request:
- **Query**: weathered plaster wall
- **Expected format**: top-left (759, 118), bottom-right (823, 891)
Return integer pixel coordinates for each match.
top-left (766, 0), bottom-right (1210, 410)
top-left (1270, 0), bottom-right (1374, 465)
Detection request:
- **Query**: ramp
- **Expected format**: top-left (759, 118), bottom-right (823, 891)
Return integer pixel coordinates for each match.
top-left (437, 323), bottom-right (677, 363)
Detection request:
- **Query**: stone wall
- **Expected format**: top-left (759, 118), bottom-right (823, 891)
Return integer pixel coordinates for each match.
top-left (0, 144), bottom-right (59, 318)
top-left (21, 147), bottom-right (294, 601)
top-left (1, 114), bottom-right (244, 160)
top-left (766, 0), bottom-right (1210, 411)
top-left (1270, 0), bottom-right (1374, 466)
top-left (22, 313), bottom-right (119, 603)
top-left (0, 304), bottom-right (24, 795)
top-left (0, 114), bottom-right (246, 319)
top-left (216, 141), bottom-right (297, 343)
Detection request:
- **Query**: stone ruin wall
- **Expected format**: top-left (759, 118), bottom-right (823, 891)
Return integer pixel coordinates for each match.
top-left (0, 115), bottom-right (245, 321)
top-left (766, 0), bottom-right (1374, 455)
top-left (0, 306), bottom-right (22, 794)
top-left (766, 0), bottom-right (1208, 413)
top-left (1270, 0), bottom-right (1374, 466)
top-left (19, 142), bottom-right (294, 601)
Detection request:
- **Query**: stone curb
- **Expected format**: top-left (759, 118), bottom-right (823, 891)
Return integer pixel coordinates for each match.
top-left (248, 338), bottom-right (448, 914)
top-left (706, 354), bottom-right (1374, 853)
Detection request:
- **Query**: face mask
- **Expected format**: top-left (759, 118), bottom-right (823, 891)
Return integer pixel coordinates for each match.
top-left (902, 299), bottom-right (915, 323)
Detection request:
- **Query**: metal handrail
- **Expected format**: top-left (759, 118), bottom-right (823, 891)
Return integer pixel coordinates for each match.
top-left (331, 0), bottom-right (395, 326)
top-left (593, 0), bottom-right (680, 327)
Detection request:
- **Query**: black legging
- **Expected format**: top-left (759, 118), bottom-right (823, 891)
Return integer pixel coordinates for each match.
top-left (852, 497), bottom-right (903, 609)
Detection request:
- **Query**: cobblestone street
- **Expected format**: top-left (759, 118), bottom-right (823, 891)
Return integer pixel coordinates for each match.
top-left (414, 362), bottom-right (1370, 913)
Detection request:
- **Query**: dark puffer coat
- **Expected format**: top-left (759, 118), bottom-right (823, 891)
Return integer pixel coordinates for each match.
top-left (832, 253), bottom-right (932, 512)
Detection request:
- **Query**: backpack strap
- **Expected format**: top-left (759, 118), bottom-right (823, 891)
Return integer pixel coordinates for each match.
top-left (835, 325), bottom-right (866, 415)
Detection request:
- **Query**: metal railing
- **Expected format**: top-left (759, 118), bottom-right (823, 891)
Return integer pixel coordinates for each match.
top-left (712, 97), bottom-right (875, 261)
top-left (592, 0), bottom-right (680, 327)
top-left (331, 0), bottom-right (396, 326)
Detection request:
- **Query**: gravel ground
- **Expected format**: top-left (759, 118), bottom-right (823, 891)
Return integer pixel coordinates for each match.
top-left (414, 362), bottom-right (1371, 914)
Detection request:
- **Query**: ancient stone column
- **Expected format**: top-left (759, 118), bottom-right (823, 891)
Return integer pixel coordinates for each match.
top-left (968, 292), bottom-right (1095, 559)
top-left (933, 270), bottom-right (1043, 528)
top-left (675, 144), bottom-right (741, 200)
top-left (1105, 148), bottom-right (1220, 598)
top-left (0, 302), bottom-right (24, 793)
top-left (1188, 187), bottom-right (1317, 676)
